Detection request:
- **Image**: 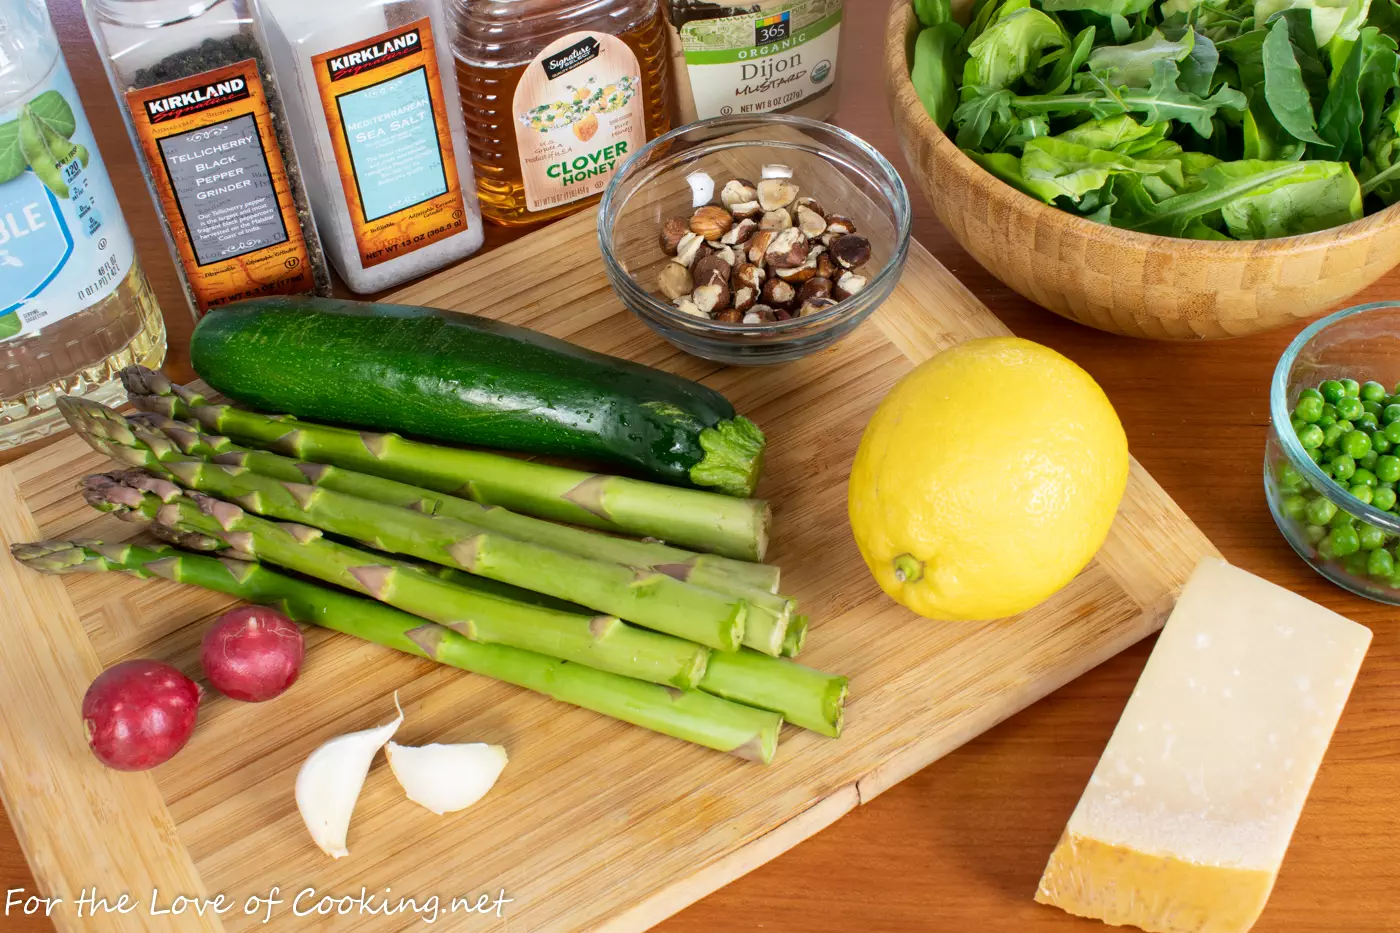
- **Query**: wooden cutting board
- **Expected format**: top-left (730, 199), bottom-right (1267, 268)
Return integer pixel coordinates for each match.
top-left (0, 207), bottom-right (1217, 933)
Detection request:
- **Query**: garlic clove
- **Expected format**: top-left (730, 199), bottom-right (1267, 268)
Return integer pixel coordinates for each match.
top-left (295, 693), bottom-right (403, 859)
top-left (686, 170), bottom-right (715, 208)
top-left (386, 742), bottom-right (508, 815)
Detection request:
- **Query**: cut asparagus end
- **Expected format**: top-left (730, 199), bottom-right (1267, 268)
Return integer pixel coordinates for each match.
top-left (781, 615), bottom-right (809, 658)
top-left (689, 416), bottom-right (767, 498)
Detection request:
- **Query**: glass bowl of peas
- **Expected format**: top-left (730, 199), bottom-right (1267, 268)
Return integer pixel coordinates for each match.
top-left (1267, 301), bottom-right (1400, 602)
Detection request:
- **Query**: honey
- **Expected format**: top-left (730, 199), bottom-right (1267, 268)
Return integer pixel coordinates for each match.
top-left (451, 0), bottom-right (672, 226)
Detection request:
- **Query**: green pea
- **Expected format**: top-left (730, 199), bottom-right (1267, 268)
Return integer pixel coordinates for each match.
top-left (1343, 378), bottom-right (1362, 398)
top-left (1294, 396), bottom-right (1325, 423)
top-left (1373, 487), bottom-right (1398, 511)
top-left (1342, 430), bottom-right (1372, 459)
top-left (1361, 449), bottom-right (1380, 470)
top-left (1281, 493), bottom-right (1308, 520)
top-left (1332, 454), bottom-right (1356, 480)
top-left (1276, 462), bottom-right (1306, 491)
top-left (1351, 484), bottom-right (1375, 505)
top-left (1297, 424), bottom-right (1326, 448)
top-left (1323, 423), bottom-right (1347, 447)
top-left (1364, 401), bottom-right (1384, 417)
top-left (1344, 550), bottom-right (1371, 576)
top-left (1317, 455), bottom-right (1332, 471)
top-left (1371, 430), bottom-right (1391, 454)
top-left (1317, 536), bottom-right (1337, 560)
top-left (1387, 420), bottom-right (1400, 445)
top-left (1300, 387), bottom-right (1324, 402)
top-left (1331, 507), bottom-right (1356, 528)
top-left (1337, 420), bottom-right (1356, 435)
top-left (1370, 548), bottom-right (1396, 578)
top-left (1291, 417), bottom-right (1308, 436)
top-left (1377, 455), bottom-right (1400, 484)
top-left (1322, 379), bottom-right (1347, 403)
top-left (1363, 381), bottom-right (1388, 403)
top-left (1306, 497), bottom-right (1338, 525)
top-left (1385, 404), bottom-right (1400, 425)
top-left (1337, 397), bottom-right (1365, 421)
top-left (1317, 413), bottom-right (1338, 429)
top-left (1306, 523), bottom-right (1329, 544)
top-left (1330, 524), bottom-right (1362, 556)
top-left (1354, 468), bottom-right (1379, 487)
top-left (1308, 447), bottom-right (1324, 463)
top-left (1359, 522), bottom-right (1388, 550)
top-left (1359, 413), bottom-right (1381, 432)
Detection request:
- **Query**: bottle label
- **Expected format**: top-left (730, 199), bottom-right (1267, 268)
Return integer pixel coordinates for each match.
top-left (0, 59), bottom-right (135, 342)
top-left (679, 0), bottom-right (841, 119)
top-left (513, 32), bottom-right (644, 212)
top-left (124, 60), bottom-right (315, 313)
top-left (311, 18), bottom-right (468, 268)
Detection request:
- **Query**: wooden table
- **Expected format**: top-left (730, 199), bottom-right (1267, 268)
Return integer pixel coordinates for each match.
top-left (4, 2), bottom-right (1397, 930)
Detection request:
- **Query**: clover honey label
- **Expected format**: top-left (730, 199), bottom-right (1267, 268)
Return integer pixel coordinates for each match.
top-left (513, 32), bottom-right (643, 212)
top-left (312, 19), bottom-right (467, 267)
top-left (125, 60), bottom-right (314, 313)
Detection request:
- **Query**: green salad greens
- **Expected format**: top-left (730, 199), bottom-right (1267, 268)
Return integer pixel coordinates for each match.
top-left (908, 0), bottom-right (1400, 237)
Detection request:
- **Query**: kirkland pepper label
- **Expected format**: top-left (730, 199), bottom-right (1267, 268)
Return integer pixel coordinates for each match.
top-left (513, 32), bottom-right (643, 212)
top-left (125, 60), bottom-right (314, 313)
top-left (680, 0), bottom-right (841, 119)
top-left (312, 18), bottom-right (467, 267)
top-left (0, 58), bottom-right (134, 342)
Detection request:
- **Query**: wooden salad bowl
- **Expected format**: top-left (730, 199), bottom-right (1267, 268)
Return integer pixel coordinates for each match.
top-left (884, 0), bottom-right (1400, 340)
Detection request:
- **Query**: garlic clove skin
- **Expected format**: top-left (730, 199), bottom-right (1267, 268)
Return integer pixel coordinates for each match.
top-left (295, 694), bottom-right (403, 859)
top-left (386, 742), bottom-right (508, 816)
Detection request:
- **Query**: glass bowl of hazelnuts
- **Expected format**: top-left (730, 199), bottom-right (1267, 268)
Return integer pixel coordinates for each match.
top-left (598, 115), bottom-right (912, 365)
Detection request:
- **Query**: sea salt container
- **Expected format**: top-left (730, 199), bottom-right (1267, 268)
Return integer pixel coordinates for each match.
top-left (254, 0), bottom-right (484, 292)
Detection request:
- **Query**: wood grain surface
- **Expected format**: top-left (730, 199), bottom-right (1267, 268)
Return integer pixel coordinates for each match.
top-left (1, 1), bottom-right (1396, 931)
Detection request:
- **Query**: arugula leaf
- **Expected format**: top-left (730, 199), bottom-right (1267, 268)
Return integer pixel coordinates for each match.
top-left (1357, 27), bottom-right (1399, 140)
top-left (1044, 26), bottom-right (1098, 92)
top-left (954, 89), bottom-right (1017, 146)
top-left (914, 0), bottom-right (954, 26)
top-left (1263, 16), bottom-right (1329, 142)
top-left (964, 7), bottom-right (1069, 90)
top-left (1117, 159), bottom-right (1359, 235)
top-left (0, 120), bottom-right (23, 185)
top-left (965, 149), bottom-right (1040, 194)
top-left (1314, 26), bottom-right (1368, 157)
top-left (1054, 113), bottom-right (1159, 146)
top-left (1041, 0), bottom-right (1154, 14)
top-left (1245, 95), bottom-right (1310, 156)
top-left (913, 23), bottom-right (967, 128)
top-left (1177, 29), bottom-right (1222, 94)
top-left (1087, 28), bottom-right (1196, 86)
top-left (1011, 62), bottom-right (1245, 133)
top-left (1019, 136), bottom-right (1176, 200)
top-left (1256, 0), bottom-right (1369, 47)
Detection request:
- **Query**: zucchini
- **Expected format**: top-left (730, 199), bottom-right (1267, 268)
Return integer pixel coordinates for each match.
top-left (190, 297), bottom-right (767, 496)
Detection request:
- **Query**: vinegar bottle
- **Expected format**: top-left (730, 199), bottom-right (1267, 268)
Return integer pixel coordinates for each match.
top-left (451, 0), bottom-right (672, 227)
top-left (0, 0), bottom-right (165, 450)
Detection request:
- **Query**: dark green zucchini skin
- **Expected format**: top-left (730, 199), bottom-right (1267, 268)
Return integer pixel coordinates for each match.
top-left (190, 297), bottom-right (765, 495)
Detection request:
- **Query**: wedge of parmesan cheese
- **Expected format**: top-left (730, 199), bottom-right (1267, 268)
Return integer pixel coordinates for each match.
top-left (1035, 556), bottom-right (1371, 933)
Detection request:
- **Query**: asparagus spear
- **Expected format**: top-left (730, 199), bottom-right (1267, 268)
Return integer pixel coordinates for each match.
top-left (82, 472), bottom-right (710, 690)
top-left (68, 400), bottom-right (793, 656)
top-left (782, 615), bottom-right (809, 658)
top-left (120, 367), bottom-right (772, 562)
top-left (423, 565), bottom-right (842, 735)
top-left (70, 413), bottom-right (748, 652)
top-left (10, 541), bottom-right (781, 761)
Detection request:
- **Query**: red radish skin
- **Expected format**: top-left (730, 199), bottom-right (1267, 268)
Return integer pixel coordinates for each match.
top-left (82, 660), bottom-right (201, 771)
top-left (201, 607), bottom-right (304, 702)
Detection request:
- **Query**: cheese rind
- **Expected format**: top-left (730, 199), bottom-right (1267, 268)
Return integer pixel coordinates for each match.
top-left (1035, 557), bottom-right (1371, 933)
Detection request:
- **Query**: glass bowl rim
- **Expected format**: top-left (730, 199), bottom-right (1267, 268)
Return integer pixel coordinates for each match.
top-left (597, 114), bottom-right (913, 336)
top-left (1270, 300), bottom-right (1400, 535)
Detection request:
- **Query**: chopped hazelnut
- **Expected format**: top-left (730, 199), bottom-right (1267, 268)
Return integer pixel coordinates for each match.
top-left (829, 234), bottom-right (872, 270)
top-left (732, 262), bottom-right (765, 291)
top-left (757, 178), bottom-right (799, 212)
top-left (795, 196), bottom-right (825, 217)
top-left (730, 200), bottom-right (762, 220)
top-left (674, 296), bottom-right (705, 317)
top-left (712, 245), bottom-right (737, 267)
top-left (824, 214), bottom-right (856, 236)
top-left (746, 229), bottom-right (776, 266)
top-left (759, 209), bottom-right (793, 231)
top-left (732, 286), bottom-right (756, 312)
top-left (657, 263), bottom-right (693, 300)
top-left (674, 232), bottom-right (705, 268)
top-left (798, 277), bottom-right (833, 302)
top-left (796, 205), bottom-right (828, 238)
top-left (764, 227), bottom-right (809, 268)
top-left (715, 308), bottom-right (744, 323)
top-left (660, 217), bottom-right (690, 254)
top-left (720, 217), bottom-right (757, 246)
top-left (720, 178), bottom-right (758, 210)
top-left (761, 277), bottom-right (797, 308)
top-left (693, 282), bottom-right (729, 314)
top-left (692, 253), bottom-right (732, 290)
top-left (815, 250), bottom-right (839, 279)
top-left (799, 297), bottom-right (838, 317)
top-left (835, 270), bottom-right (867, 300)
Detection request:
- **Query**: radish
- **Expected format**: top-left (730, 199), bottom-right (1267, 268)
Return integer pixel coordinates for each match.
top-left (201, 606), bottom-right (304, 702)
top-left (82, 659), bottom-right (201, 771)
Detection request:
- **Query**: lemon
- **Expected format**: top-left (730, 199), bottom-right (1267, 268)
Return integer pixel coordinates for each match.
top-left (848, 337), bottom-right (1129, 621)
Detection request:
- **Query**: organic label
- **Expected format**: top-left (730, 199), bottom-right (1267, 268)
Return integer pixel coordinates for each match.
top-left (312, 18), bottom-right (467, 267)
top-left (513, 32), bottom-right (644, 212)
top-left (0, 60), bottom-right (134, 342)
top-left (680, 0), bottom-right (841, 119)
top-left (125, 60), bottom-right (314, 313)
